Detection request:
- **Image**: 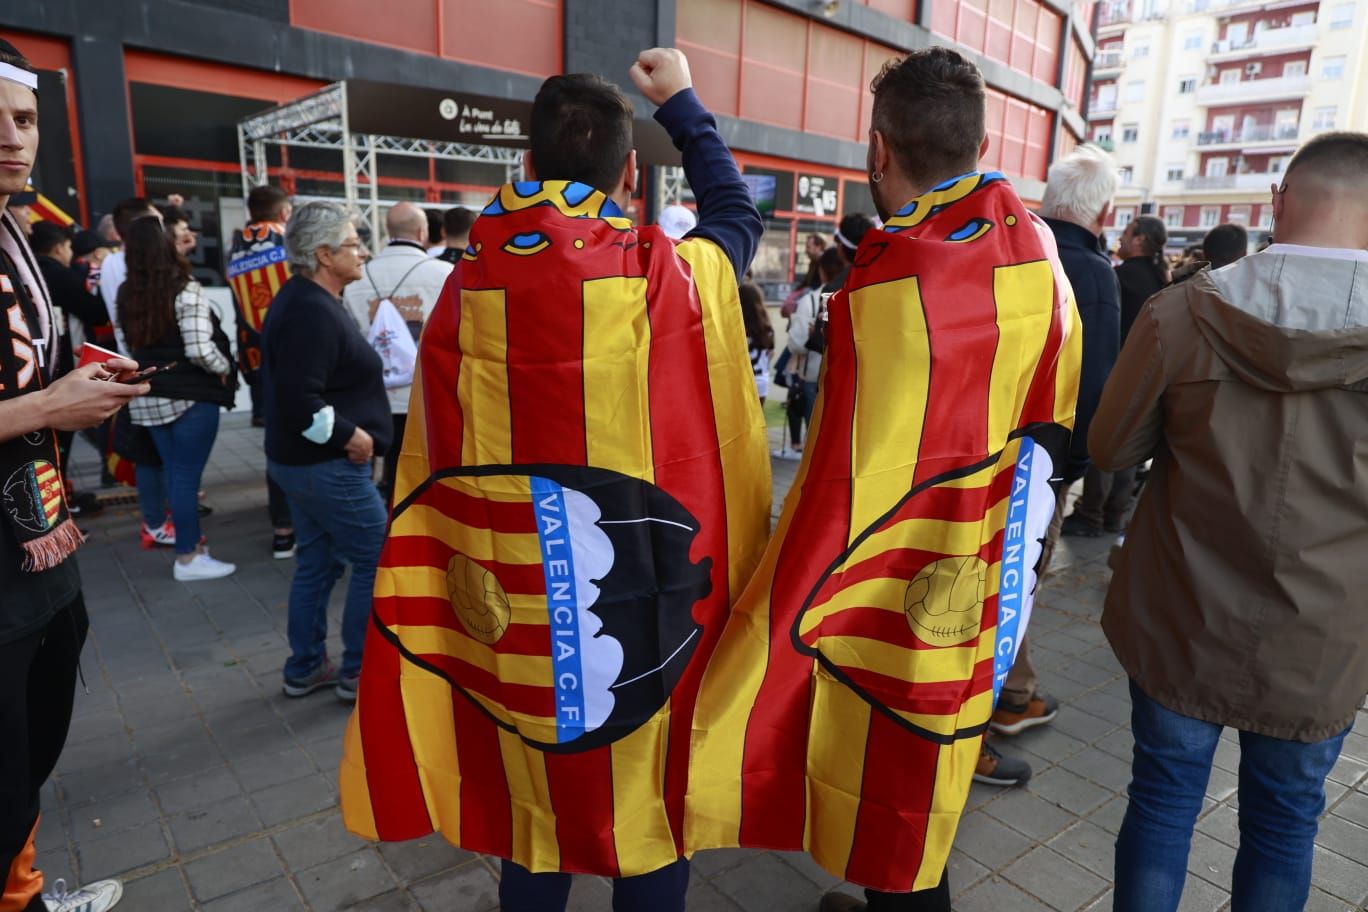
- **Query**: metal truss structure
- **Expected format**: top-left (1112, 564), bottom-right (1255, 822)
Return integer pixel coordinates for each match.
top-left (239, 82), bottom-right (523, 245)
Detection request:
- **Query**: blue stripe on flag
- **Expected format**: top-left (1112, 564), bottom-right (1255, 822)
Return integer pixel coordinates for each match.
top-left (530, 476), bottom-right (588, 743)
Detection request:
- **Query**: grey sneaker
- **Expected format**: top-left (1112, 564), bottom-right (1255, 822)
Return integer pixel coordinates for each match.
top-left (336, 673), bottom-right (359, 702)
top-left (973, 740), bottom-right (1032, 787)
top-left (282, 661), bottom-right (337, 697)
top-left (43, 877), bottom-right (123, 912)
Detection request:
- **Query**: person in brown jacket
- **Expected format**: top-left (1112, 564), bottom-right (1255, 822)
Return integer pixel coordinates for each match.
top-left (1089, 132), bottom-right (1368, 912)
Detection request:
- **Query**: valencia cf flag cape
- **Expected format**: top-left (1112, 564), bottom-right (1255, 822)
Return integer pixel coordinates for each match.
top-left (686, 172), bottom-right (1082, 891)
top-left (340, 181), bottom-right (771, 877)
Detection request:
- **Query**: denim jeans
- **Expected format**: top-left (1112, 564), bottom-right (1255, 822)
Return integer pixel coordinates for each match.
top-left (499, 858), bottom-right (689, 912)
top-left (146, 402), bottom-right (221, 555)
top-left (268, 457), bottom-right (387, 680)
top-left (1115, 679), bottom-right (1350, 912)
top-left (134, 463), bottom-right (167, 530)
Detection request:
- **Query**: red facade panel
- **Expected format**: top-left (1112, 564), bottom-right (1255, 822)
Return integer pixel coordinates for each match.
top-left (290, 0), bottom-right (562, 78)
top-left (677, 0), bottom-right (743, 117)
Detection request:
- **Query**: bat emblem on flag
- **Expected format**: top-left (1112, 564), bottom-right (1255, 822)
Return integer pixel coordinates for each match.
top-left (377, 462), bottom-right (713, 754)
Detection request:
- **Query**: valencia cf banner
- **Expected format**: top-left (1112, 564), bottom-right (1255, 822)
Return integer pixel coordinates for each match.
top-left (340, 181), bottom-right (771, 876)
top-left (686, 172), bottom-right (1082, 891)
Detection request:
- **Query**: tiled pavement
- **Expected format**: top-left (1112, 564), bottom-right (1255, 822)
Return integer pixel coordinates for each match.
top-left (41, 411), bottom-right (1368, 911)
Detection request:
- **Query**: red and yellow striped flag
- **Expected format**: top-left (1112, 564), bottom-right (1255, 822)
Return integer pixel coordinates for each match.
top-left (340, 181), bottom-right (771, 876)
top-left (226, 222), bottom-right (290, 335)
top-left (686, 172), bottom-right (1082, 891)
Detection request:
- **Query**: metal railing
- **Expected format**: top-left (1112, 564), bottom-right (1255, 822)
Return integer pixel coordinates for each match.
top-left (1184, 172), bottom-right (1282, 191)
top-left (1196, 124), bottom-right (1300, 145)
top-left (1195, 74), bottom-right (1311, 105)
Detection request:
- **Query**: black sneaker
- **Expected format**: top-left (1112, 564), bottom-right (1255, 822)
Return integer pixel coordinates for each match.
top-left (283, 661), bottom-right (337, 697)
top-left (272, 533), bottom-right (296, 560)
top-left (1061, 513), bottom-right (1103, 538)
top-left (973, 741), bottom-right (1032, 787)
top-left (68, 491), bottom-right (103, 519)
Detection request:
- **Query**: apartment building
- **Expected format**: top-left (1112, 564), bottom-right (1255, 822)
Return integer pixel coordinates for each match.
top-left (1087, 0), bottom-right (1367, 249)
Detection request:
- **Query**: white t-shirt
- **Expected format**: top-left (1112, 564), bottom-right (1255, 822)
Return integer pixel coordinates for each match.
top-left (98, 250), bottom-right (129, 354)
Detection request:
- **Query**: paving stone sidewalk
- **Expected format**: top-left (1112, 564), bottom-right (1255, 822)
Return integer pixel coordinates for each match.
top-left (40, 412), bottom-right (1368, 911)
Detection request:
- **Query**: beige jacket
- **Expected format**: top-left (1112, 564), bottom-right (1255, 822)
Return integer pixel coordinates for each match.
top-left (1090, 245), bottom-right (1368, 742)
top-left (342, 241), bottom-right (454, 415)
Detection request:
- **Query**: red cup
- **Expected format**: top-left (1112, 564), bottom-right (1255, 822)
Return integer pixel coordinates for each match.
top-left (77, 342), bottom-right (123, 368)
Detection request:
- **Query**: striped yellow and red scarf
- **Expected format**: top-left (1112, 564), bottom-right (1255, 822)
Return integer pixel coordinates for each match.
top-left (340, 181), bottom-right (771, 876)
top-left (686, 171), bottom-right (1082, 891)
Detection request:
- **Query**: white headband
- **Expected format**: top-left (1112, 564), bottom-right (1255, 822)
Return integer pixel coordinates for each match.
top-left (0, 62), bottom-right (37, 92)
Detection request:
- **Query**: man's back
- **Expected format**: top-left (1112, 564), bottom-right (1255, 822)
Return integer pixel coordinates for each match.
top-left (1093, 246), bottom-right (1368, 742)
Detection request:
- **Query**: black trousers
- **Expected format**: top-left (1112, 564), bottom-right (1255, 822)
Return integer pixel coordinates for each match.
top-left (267, 471), bottom-right (292, 530)
top-left (381, 413), bottom-right (408, 504)
top-left (865, 870), bottom-right (951, 912)
top-left (0, 596), bottom-right (88, 911)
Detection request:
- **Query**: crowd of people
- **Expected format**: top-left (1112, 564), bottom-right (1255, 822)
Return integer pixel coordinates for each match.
top-left (1, 29), bottom-right (1366, 912)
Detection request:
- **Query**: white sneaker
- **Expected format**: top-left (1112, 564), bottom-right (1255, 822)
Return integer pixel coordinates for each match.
top-left (771, 446), bottom-right (803, 461)
top-left (173, 551), bottom-right (237, 581)
top-left (43, 877), bottom-right (123, 912)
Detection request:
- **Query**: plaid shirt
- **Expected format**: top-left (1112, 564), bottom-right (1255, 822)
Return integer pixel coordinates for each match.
top-left (129, 280), bottom-right (232, 426)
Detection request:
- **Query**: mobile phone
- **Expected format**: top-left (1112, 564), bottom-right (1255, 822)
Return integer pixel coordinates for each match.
top-left (118, 362), bottom-right (176, 384)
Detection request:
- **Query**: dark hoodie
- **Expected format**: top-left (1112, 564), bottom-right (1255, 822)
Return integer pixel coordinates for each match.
top-left (1090, 245), bottom-right (1368, 741)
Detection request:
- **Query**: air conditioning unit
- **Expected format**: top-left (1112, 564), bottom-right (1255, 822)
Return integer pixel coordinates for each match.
top-left (1245, 62), bottom-right (1263, 76)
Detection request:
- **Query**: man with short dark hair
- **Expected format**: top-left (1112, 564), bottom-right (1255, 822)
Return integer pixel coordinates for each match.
top-left (435, 205), bottom-right (475, 264)
top-left (1202, 222), bottom-right (1249, 270)
top-left (226, 184), bottom-right (295, 557)
top-left (340, 49), bottom-right (767, 912)
top-left (97, 196), bottom-right (160, 352)
top-left (1093, 131), bottom-right (1368, 911)
top-left (681, 46), bottom-right (1079, 912)
top-left (0, 37), bottom-right (147, 912)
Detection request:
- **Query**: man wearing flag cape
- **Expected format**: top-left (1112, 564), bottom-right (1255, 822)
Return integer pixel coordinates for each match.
top-left (686, 47), bottom-right (1083, 909)
top-left (339, 49), bottom-right (770, 910)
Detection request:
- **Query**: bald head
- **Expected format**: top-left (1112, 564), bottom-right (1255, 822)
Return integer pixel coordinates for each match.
top-left (386, 203), bottom-right (428, 243)
top-left (1272, 132), bottom-right (1368, 250)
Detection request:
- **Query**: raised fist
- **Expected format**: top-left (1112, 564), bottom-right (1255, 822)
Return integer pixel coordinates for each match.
top-left (628, 48), bottom-right (693, 107)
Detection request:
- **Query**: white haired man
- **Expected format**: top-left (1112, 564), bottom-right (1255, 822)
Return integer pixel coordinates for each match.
top-left (981, 143), bottom-right (1121, 785)
top-left (341, 201), bottom-right (453, 500)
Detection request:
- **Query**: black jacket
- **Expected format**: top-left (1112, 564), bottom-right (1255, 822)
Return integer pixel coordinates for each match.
top-left (262, 276), bottom-right (392, 465)
top-left (1115, 257), bottom-right (1167, 343)
top-left (37, 255), bottom-right (109, 376)
top-left (1042, 217), bottom-right (1121, 482)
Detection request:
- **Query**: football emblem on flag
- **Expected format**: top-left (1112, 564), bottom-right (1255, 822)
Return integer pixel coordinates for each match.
top-left (378, 463), bottom-right (713, 753)
top-left (791, 426), bottom-right (1066, 742)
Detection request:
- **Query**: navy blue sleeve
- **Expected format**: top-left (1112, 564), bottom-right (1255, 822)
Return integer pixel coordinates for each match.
top-left (1067, 261), bottom-right (1122, 481)
top-left (653, 88), bottom-right (763, 280)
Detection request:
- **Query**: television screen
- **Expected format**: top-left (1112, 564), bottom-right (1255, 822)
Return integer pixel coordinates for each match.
top-left (741, 173), bottom-right (777, 217)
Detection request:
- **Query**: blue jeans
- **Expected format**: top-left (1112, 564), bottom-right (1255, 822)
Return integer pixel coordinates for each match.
top-left (499, 858), bottom-right (689, 912)
top-left (268, 457), bottom-right (386, 680)
top-left (1115, 679), bottom-right (1349, 912)
top-left (134, 463), bottom-right (167, 530)
top-left (146, 402), bottom-right (220, 555)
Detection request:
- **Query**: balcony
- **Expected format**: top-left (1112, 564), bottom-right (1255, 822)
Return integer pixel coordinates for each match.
top-left (1087, 101), bottom-right (1119, 120)
top-left (1196, 124), bottom-right (1301, 148)
top-left (1209, 23), bottom-right (1318, 60)
top-left (1183, 171), bottom-right (1283, 191)
top-left (1093, 49), bottom-right (1125, 73)
top-left (1195, 74), bottom-right (1311, 106)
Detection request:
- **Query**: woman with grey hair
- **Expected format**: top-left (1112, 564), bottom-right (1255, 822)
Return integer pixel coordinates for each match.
top-left (261, 200), bottom-right (391, 702)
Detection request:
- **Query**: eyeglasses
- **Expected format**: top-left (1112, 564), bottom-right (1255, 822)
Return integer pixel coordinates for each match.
top-left (335, 241), bottom-right (364, 250)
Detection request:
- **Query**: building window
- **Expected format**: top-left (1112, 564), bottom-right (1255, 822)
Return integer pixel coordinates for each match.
top-left (1119, 166), bottom-right (1134, 186)
top-left (1164, 207), bottom-right (1183, 227)
top-left (1269, 155), bottom-right (1289, 174)
top-left (1322, 56), bottom-right (1346, 80)
top-left (1179, 77), bottom-right (1197, 93)
top-left (1220, 68), bottom-right (1240, 84)
top-left (1330, 3), bottom-right (1353, 29)
top-left (1228, 206), bottom-right (1250, 224)
top-left (1131, 42), bottom-right (1151, 58)
top-left (1201, 206), bottom-right (1221, 227)
top-left (1166, 166), bottom-right (1185, 181)
top-left (1313, 106), bottom-right (1337, 131)
top-left (1183, 32), bottom-right (1203, 50)
top-left (1172, 120), bottom-right (1190, 140)
top-left (1283, 60), bottom-right (1307, 78)
top-left (1094, 127), bottom-right (1113, 144)
top-left (1125, 80), bottom-right (1145, 102)
top-left (1122, 124), bottom-right (1139, 143)
top-left (1206, 157), bottom-right (1228, 177)
top-left (1258, 207), bottom-right (1274, 229)
top-left (1115, 207), bottom-right (1135, 227)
